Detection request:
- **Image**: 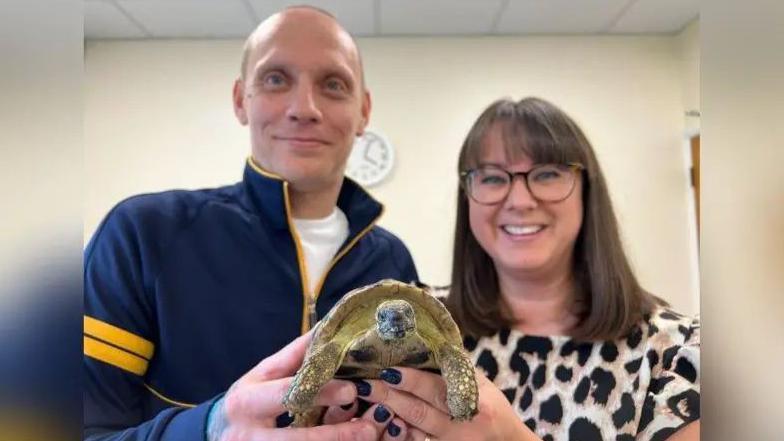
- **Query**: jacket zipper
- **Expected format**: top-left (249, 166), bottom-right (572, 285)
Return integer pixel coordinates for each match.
top-left (279, 176), bottom-right (384, 333)
top-left (307, 296), bottom-right (318, 329)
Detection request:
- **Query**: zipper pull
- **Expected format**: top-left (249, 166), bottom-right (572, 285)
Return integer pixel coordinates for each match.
top-left (308, 297), bottom-right (318, 330)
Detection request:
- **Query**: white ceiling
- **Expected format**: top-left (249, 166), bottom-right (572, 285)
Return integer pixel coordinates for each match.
top-left (84, 0), bottom-right (699, 40)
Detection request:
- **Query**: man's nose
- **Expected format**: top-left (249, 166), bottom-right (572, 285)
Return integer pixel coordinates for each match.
top-left (286, 83), bottom-right (322, 124)
top-left (504, 177), bottom-right (538, 210)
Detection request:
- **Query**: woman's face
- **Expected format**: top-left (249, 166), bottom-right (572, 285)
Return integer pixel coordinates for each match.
top-left (468, 124), bottom-right (584, 282)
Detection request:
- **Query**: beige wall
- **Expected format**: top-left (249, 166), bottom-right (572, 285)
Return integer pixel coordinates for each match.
top-left (678, 19), bottom-right (700, 134)
top-left (700, 1), bottom-right (784, 437)
top-left (85, 30), bottom-right (700, 314)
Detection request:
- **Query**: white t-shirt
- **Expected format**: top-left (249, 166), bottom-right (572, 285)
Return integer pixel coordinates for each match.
top-left (292, 207), bottom-right (350, 295)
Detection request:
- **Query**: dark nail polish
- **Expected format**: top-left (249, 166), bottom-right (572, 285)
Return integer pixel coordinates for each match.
top-left (380, 368), bottom-right (402, 385)
top-left (356, 398), bottom-right (371, 415)
top-left (275, 411), bottom-right (294, 428)
top-left (387, 422), bottom-right (401, 437)
top-left (354, 380), bottom-right (371, 397)
top-left (340, 402), bottom-right (354, 410)
top-left (374, 404), bottom-right (391, 422)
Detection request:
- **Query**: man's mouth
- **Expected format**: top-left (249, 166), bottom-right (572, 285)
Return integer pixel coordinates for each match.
top-left (274, 135), bottom-right (328, 146)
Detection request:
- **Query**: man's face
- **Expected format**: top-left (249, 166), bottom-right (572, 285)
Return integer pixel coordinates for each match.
top-left (234, 11), bottom-right (370, 193)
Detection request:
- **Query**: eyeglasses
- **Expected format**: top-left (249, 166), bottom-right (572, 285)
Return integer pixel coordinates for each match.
top-left (460, 163), bottom-right (584, 205)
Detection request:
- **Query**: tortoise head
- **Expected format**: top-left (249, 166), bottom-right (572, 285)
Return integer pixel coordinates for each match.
top-left (375, 300), bottom-right (416, 341)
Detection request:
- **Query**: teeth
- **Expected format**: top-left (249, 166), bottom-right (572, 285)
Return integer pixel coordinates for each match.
top-left (503, 225), bottom-right (544, 235)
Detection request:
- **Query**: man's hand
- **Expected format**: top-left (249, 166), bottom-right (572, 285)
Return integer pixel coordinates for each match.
top-left (206, 330), bottom-right (385, 441)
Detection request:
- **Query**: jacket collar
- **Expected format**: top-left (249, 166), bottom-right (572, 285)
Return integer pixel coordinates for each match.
top-left (241, 157), bottom-right (384, 236)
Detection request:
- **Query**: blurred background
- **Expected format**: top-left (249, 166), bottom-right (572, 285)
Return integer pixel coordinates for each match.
top-left (84, 0), bottom-right (701, 315)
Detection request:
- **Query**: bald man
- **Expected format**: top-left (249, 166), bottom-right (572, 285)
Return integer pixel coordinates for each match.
top-left (83, 7), bottom-right (418, 441)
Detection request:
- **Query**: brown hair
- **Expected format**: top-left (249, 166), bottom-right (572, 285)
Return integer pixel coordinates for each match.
top-left (444, 97), bottom-right (657, 341)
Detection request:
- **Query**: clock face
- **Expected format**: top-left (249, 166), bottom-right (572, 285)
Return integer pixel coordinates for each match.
top-left (345, 130), bottom-right (395, 187)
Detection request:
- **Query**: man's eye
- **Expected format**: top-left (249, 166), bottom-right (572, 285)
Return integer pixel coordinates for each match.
top-left (324, 78), bottom-right (348, 93)
top-left (261, 72), bottom-right (287, 88)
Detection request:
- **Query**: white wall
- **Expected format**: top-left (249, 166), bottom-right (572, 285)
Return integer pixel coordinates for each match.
top-left (85, 31), bottom-right (700, 315)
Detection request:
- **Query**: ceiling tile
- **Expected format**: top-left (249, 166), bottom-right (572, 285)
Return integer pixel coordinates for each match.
top-left (247, 0), bottom-right (376, 36)
top-left (380, 0), bottom-right (505, 35)
top-left (84, 0), bottom-right (700, 39)
top-left (116, 0), bottom-right (255, 38)
top-left (610, 0), bottom-right (699, 33)
top-left (496, 0), bottom-right (630, 34)
top-left (85, 0), bottom-right (147, 39)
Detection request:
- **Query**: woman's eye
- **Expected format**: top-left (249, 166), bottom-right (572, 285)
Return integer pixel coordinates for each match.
top-left (536, 172), bottom-right (558, 180)
top-left (532, 167), bottom-right (563, 181)
top-left (480, 175), bottom-right (507, 185)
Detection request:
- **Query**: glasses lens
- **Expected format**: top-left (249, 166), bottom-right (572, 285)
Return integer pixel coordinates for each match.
top-left (528, 164), bottom-right (575, 201)
top-left (468, 167), bottom-right (510, 204)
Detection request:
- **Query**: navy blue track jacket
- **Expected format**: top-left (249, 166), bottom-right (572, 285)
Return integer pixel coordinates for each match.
top-left (83, 159), bottom-right (419, 440)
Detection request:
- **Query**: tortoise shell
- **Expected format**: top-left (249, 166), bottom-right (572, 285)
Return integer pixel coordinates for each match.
top-left (283, 279), bottom-right (478, 426)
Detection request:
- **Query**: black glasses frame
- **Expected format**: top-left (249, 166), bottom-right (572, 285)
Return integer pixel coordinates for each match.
top-left (460, 162), bottom-right (585, 205)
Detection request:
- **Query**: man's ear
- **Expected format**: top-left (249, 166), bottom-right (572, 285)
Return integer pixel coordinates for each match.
top-left (357, 90), bottom-right (372, 136)
top-left (232, 78), bottom-right (249, 125)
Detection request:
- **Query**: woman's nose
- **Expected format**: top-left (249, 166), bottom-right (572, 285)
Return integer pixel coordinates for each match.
top-left (503, 177), bottom-right (538, 210)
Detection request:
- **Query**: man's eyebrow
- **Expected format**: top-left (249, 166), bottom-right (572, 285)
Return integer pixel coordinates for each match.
top-left (251, 62), bottom-right (289, 79)
top-left (322, 67), bottom-right (356, 85)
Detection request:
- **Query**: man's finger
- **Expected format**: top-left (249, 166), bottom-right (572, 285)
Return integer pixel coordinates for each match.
top-left (224, 377), bottom-right (292, 420)
top-left (405, 426), bottom-right (429, 441)
top-left (226, 377), bottom-right (356, 420)
top-left (249, 329), bottom-right (315, 381)
top-left (248, 419), bottom-right (378, 441)
top-left (322, 401), bottom-right (356, 424)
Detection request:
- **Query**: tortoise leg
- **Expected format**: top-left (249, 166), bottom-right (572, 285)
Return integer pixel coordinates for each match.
top-left (283, 342), bottom-right (342, 427)
top-left (295, 407), bottom-right (324, 427)
top-left (437, 343), bottom-right (479, 421)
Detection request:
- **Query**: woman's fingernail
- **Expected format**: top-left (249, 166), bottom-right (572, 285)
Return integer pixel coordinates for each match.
top-left (275, 411), bottom-right (294, 427)
top-left (356, 398), bottom-right (371, 415)
top-left (380, 368), bottom-right (402, 385)
top-left (387, 421), bottom-right (401, 437)
top-left (340, 402), bottom-right (354, 410)
top-left (374, 404), bottom-right (391, 422)
top-left (353, 380), bottom-right (371, 397)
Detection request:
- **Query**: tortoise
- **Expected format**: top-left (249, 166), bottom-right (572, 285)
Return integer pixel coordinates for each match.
top-left (282, 279), bottom-right (479, 427)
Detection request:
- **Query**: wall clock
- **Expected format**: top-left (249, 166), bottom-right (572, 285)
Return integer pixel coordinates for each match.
top-left (345, 129), bottom-right (395, 187)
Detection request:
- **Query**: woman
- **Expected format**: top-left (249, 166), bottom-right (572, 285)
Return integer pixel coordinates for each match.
top-left (360, 97), bottom-right (699, 440)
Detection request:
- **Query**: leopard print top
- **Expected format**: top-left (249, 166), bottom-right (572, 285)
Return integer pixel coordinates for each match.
top-left (462, 306), bottom-right (700, 441)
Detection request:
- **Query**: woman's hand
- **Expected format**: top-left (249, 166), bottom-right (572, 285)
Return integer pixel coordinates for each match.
top-left (359, 367), bottom-right (539, 441)
top-left (323, 400), bottom-right (409, 441)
